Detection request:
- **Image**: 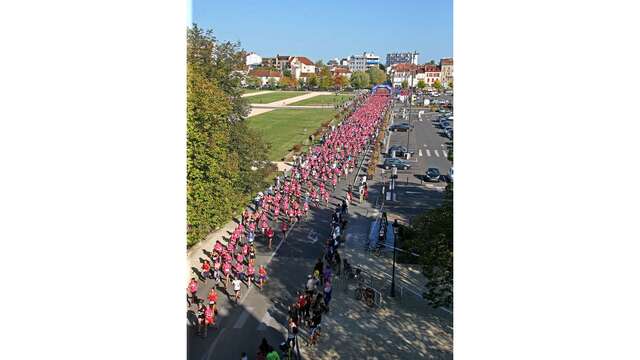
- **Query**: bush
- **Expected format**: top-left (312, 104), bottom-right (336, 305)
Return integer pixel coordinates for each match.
top-left (292, 143), bottom-right (302, 152)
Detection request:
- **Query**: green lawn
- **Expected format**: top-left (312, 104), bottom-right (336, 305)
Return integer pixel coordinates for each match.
top-left (248, 91), bottom-right (308, 104)
top-left (289, 94), bottom-right (353, 106)
top-left (247, 108), bottom-right (337, 161)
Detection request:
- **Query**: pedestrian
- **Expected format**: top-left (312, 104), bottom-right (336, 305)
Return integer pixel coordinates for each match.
top-left (359, 185), bottom-right (364, 204)
top-left (265, 226), bottom-right (274, 249)
top-left (187, 277), bottom-right (198, 306)
top-left (363, 183), bottom-right (368, 200)
top-left (258, 265), bottom-right (267, 289)
top-left (201, 259), bottom-right (211, 280)
top-left (207, 287), bottom-right (218, 306)
top-left (232, 277), bottom-right (242, 303)
top-left (286, 318), bottom-right (298, 350)
top-left (323, 279), bottom-right (333, 307)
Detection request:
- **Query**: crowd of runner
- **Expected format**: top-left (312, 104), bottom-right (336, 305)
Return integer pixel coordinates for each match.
top-left (187, 92), bottom-right (390, 357)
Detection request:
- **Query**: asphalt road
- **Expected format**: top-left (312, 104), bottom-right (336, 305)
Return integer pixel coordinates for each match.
top-left (187, 153), bottom-right (370, 360)
top-left (385, 98), bottom-right (453, 186)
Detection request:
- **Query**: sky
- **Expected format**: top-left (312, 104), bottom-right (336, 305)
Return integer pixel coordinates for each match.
top-left (190, 0), bottom-right (452, 64)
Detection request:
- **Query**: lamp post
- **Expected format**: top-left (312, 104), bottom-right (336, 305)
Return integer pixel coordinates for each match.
top-left (391, 219), bottom-right (399, 297)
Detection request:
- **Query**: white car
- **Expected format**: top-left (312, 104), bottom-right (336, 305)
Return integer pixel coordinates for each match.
top-left (448, 167), bottom-right (454, 182)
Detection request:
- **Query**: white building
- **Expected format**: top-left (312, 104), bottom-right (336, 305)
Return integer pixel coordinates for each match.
top-left (289, 56), bottom-right (316, 80)
top-left (246, 52), bottom-right (262, 69)
top-left (348, 52), bottom-right (381, 72)
top-left (248, 69), bottom-right (282, 86)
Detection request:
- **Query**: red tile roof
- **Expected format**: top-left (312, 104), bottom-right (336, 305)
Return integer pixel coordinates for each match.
top-left (440, 58), bottom-right (453, 65)
top-left (423, 64), bottom-right (441, 72)
top-left (332, 67), bottom-right (351, 74)
top-left (293, 56), bottom-right (314, 65)
top-left (249, 69), bottom-right (282, 78)
top-left (392, 63), bottom-right (418, 72)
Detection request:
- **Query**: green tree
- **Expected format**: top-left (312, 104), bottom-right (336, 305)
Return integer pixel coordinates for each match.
top-left (378, 63), bottom-right (386, 72)
top-left (246, 76), bottom-right (261, 88)
top-left (417, 79), bottom-right (426, 89)
top-left (433, 79), bottom-right (443, 91)
top-left (448, 79), bottom-right (453, 89)
top-left (366, 67), bottom-right (386, 85)
top-left (307, 74), bottom-right (318, 88)
top-left (283, 69), bottom-right (292, 78)
top-left (314, 59), bottom-right (324, 68)
top-left (397, 183), bottom-right (453, 308)
top-left (428, 59), bottom-right (436, 65)
top-left (401, 79), bottom-right (409, 89)
top-left (187, 24), bottom-right (271, 246)
top-left (350, 71), bottom-right (370, 89)
top-left (267, 77), bottom-right (278, 89)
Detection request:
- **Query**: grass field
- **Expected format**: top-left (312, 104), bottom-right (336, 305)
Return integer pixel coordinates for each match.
top-left (242, 88), bottom-right (263, 94)
top-left (247, 91), bottom-right (308, 104)
top-left (289, 94), bottom-right (353, 106)
top-left (247, 108), bottom-right (337, 161)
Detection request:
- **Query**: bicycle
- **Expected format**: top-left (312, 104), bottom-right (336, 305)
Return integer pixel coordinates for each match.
top-left (355, 283), bottom-right (375, 307)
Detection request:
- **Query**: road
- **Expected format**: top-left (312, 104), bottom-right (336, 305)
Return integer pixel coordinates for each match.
top-left (187, 151), bottom-right (371, 359)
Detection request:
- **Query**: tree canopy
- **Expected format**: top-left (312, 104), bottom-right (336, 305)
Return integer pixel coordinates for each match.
top-left (350, 71), bottom-right (370, 89)
top-left (187, 24), bottom-right (270, 246)
top-left (417, 79), bottom-right (426, 89)
top-left (397, 183), bottom-right (453, 308)
top-left (367, 67), bottom-right (386, 85)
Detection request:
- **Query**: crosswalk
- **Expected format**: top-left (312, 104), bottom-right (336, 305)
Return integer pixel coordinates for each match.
top-left (419, 149), bottom-right (449, 158)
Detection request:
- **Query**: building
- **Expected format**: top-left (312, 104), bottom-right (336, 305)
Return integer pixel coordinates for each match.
top-left (331, 66), bottom-right (352, 79)
top-left (348, 52), bottom-right (381, 72)
top-left (423, 64), bottom-right (442, 86)
top-left (439, 58), bottom-right (453, 87)
top-left (386, 52), bottom-right (419, 67)
top-left (289, 56), bottom-right (316, 80)
top-left (327, 58), bottom-right (339, 67)
top-left (248, 69), bottom-right (282, 87)
top-left (245, 52), bottom-right (262, 69)
top-left (339, 58), bottom-right (349, 66)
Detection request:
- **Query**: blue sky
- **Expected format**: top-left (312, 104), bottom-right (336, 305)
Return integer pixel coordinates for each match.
top-left (190, 0), bottom-right (452, 64)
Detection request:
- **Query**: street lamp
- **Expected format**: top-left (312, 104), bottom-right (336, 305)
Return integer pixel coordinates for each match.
top-left (391, 219), bottom-right (399, 297)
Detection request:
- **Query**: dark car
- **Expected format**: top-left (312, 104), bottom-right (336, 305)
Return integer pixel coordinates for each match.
top-left (425, 168), bottom-right (441, 182)
top-left (445, 129), bottom-right (453, 140)
top-left (383, 158), bottom-right (411, 170)
top-left (389, 123), bottom-right (414, 132)
top-left (388, 145), bottom-right (410, 157)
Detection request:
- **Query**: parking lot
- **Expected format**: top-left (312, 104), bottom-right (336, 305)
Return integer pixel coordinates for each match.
top-left (383, 94), bottom-right (453, 189)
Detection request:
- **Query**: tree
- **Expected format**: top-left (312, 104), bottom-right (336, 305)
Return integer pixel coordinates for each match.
top-left (333, 75), bottom-right (348, 89)
top-left (448, 79), bottom-right (453, 89)
top-left (307, 74), bottom-right (318, 88)
top-left (267, 77), bottom-right (278, 89)
top-left (378, 63), bottom-right (386, 72)
top-left (314, 59), bottom-right (324, 68)
top-left (433, 79), bottom-right (443, 91)
top-left (417, 79), bottom-right (426, 89)
top-left (246, 76), bottom-right (261, 89)
top-left (397, 183), bottom-right (453, 308)
top-left (280, 75), bottom-right (298, 89)
top-left (187, 24), bottom-right (271, 246)
top-left (401, 79), bottom-right (409, 89)
top-left (350, 71), bottom-right (370, 89)
top-left (283, 69), bottom-right (292, 78)
top-left (366, 67), bottom-right (386, 85)
top-left (428, 59), bottom-right (435, 65)
top-left (318, 66), bottom-right (333, 90)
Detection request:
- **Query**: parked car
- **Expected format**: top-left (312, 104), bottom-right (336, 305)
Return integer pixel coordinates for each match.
top-left (447, 167), bottom-right (454, 182)
top-left (383, 158), bottom-right (411, 170)
top-left (425, 167), bottom-right (441, 182)
top-left (388, 145), bottom-right (410, 158)
top-left (445, 129), bottom-right (453, 140)
top-left (389, 123), bottom-right (414, 132)
top-left (440, 120), bottom-right (450, 129)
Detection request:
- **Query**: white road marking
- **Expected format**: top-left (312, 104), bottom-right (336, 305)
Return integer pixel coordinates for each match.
top-left (434, 150), bottom-right (440, 157)
top-left (233, 307), bottom-right (253, 329)
top-left (426, 149), bottom-right (431, 157)
top-left (418, 149), bottom-right (423, 157)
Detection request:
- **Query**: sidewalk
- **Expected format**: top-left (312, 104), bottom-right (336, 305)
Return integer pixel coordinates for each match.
top-left (294, 145), bottom-right (453, 360)
top-left (247, 91), bottom-right (332, 117)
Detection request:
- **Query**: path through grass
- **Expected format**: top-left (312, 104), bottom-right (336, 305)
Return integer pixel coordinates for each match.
top-left (247, 91), bottom-right (309, 104)
top-left (289, 94), bottom-right (353, 106)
